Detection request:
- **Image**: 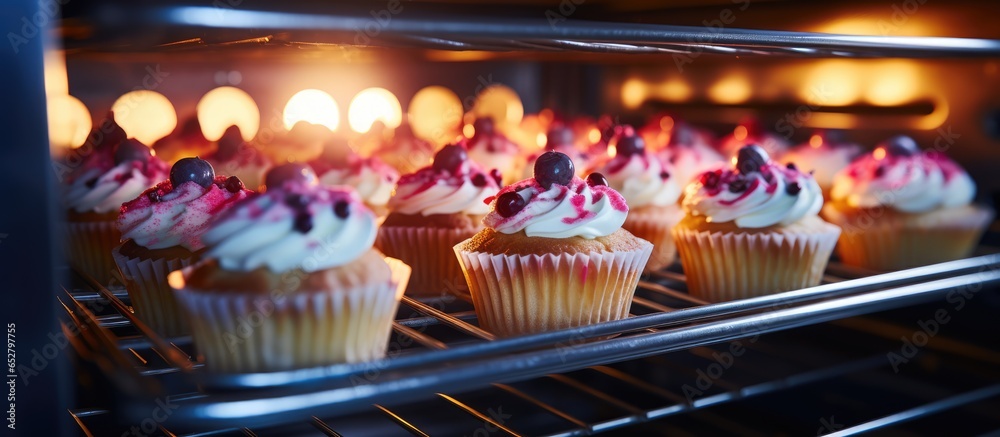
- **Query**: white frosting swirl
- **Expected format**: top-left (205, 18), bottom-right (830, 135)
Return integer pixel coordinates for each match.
top-left (319, 158), bottom-right (399, 208)
top-left (657, 144), bottom-right (726, 187)
top-left (484, 178), bottom-right (629, 239)
top-left (66, 160), bottom-right (168, 214)
top-left (683, 156), bottom-right (824, 228)
top-left (388, 161), bottom-right (499, 216)
top-left (781, 142), bottom-right (862, 190)
top-left (202, 184), bottom-right (377, 273)
top-left (830, 151), bottom-right (975, 213)
top-left (600, 154), bottom-right (682, 208)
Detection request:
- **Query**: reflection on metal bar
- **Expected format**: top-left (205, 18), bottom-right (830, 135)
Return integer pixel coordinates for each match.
top-left (310, 416), bottom-right (343, 437)
top-left (374, 404), bottom-right (430, 437)
top-left (401, 296), bottom-right (495, 341)
top-left (437, 393), bottom-right (523, 437)
top-left (825, 384), bottom-right (1000, 437)
top-left (492, 383), bottom-right (589, 429)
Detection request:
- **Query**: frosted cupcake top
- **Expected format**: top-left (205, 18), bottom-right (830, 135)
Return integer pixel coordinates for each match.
top-left (718, 120), bottom-right (790, 159)
top-left (484, 151), bottom-right (628, 239)
top-left (830, 135), bottom-right (975, 213)
top-left (598, 129), bottom-right (681, 208)
top-left (319, 154), bottom-right (400, 208)
top-left (467, 117), bottom-right (520, 156)
top-left (64, 112), bottom-right (129, 185)
top-left (202, 163), bottom-right (377, 273)
top-left (388, 144), bottom-right (502, 216)
top-left (682, 145), bottom-right (823, 228)
top-left (118, 158), bottom-right (254, 251)
top-left (656, 122), bottom-right (726, 186)
top-left (781, 130), bottom-right (863, 190)
top-left (66, 139), bottom-right (169, 214)
top-left (521, 125), bottom-right (589, 180)
top-left (204, 126), bottom-right (271, 190)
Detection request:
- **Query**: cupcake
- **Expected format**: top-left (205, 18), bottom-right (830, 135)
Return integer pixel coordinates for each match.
top-left (61, 111), bottom-right (127, 185)
top-left (597, 130), bottom-right (684, 272)
top-left (781, 130), bottom-right (863, 199)
top-left (64, 139), bottom-right (169, 282)
top-left (170, 165), bottom-right (410, 373)
top-left (317, 153), bottom-right (399, 217)
top-left (372, 123), bottom-right (436, 175)
top-left (655, 121), bottom-right (726, 187)
top-left (153, 117), bottom-right (213, 164)
top-left (377, 144), bottom-right (501, 297)
top-left (204, 125), bottom-right (272, 191)
top-left (672, 145), bottom-right (841, 302)
top-left (823, 135), bottom-right (993, 271)
top-left (466, 117), bottom-right (521, 184)
top-left (519, 124), bottom-right (590, 181)
top-left (113, 158), bottom-right (253, 336)
top-left (718, 118), bottom-right (790, 159)
top-left (455, 151), bottom-right (652, 337)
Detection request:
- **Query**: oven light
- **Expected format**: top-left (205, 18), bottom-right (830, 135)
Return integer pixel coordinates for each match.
top-left (865, 60), bottom-right (920, 106)
top-left (709, 74), bottom-right (751, 105)
top-left (408, 85), bottom-right (463, 146)
top-left (348, 87), bottom-right (402, 134)
top-left (621, 78), bottom-right (646, 109)
top-left (283, 89), bottom-right (340, 132)
top-left (111, 90), bottom-right (178, 146)
top-left (47, 94), bottom-right (91, 150)
top-left (196, 86), bottom-right (260, 142)
top-left (472, 84), bottom-right (524, 129)
top-left (536, 132), bottom-right (547, 148)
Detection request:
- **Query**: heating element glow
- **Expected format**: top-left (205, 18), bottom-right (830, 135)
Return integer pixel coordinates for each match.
top-left (197, 86), bottom-right (260, 141)
top-left (111, 90), bottom-right (178, 146)
top-left (47, 94), bottom-right (91, 150)
top-left (283, 89), bottom-right (340, 132)
top-left (408, 86), bottom-right (462, 145)
top-left (348, 88), bottom-right (402, 133)
top-left (472, 85), bottom-right (524, 127)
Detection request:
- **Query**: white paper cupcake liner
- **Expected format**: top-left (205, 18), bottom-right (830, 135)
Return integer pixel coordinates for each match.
top-left (377, 226), bottom-right (477, 298)
top-left (623, 207), bottom-right (683, 273)
top-left (112, 245), bottom-right (198, 337)
top-left (672, 223), bottom-right (840, 303)
top-left (65, 220), bottom-right (120, 283)
top-left (455, 243), bottom-right (652, 337)
top-left (172, 258), bottom-right (410, 373)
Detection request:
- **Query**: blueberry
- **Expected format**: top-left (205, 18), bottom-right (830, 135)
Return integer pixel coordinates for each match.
top-left (293, 212), bottom-right (313, 233)
top-left (786, 181), bottom-right (802, 195)
top-left (586, 172), bottom-right (608, 187)
top-left (881, 135), bottom-right (920, 157)
top-left (215, 125), bottom-right (243, 161)
top-left (659, 170), bottom-right (671, 180)
top-left (668, 123), bottom-right (696, 147)
top-left (146, 190), bottom-right (161, 203)
top-left (473, 117), bottom-right (494, 137)
top-left (333, 200), bottom-right (350, 219)
top-left (265, 163), bottom-right (318, 188)
top-left (533, 151), bottom-right (575, 189)
top-left (786, 162), bottom-right (798, 171)
top-left (114, 139), bottom-right (152, 165)
top-left (432, 144), bottom-right (468, 173)
top-left (224, 176), bottom-right (244, 193)
top-left (546, 126), bottom-right (575, 150)
top-left (613, 130), bottom-right (645, 158)
top-left (92, 111), bottom-right (127, 151)
top-left (736, 144), bottom-right (769, 174)
top-left (471, 173), bottom-right (488, 187)
top-left (285, 193), bottom-right (308, 208)
top-left (495, 191), bottom-right (526, 218)
top-left (728, 177), bottom-right (748, 193)
top-left (170, 157), bottom-right (215, 188)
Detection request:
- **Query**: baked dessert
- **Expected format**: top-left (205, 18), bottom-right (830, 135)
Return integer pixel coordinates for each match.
top-left (317, 153), bottom-right (399, 217)
top-left (718, 118), bottom-right (790, 159)
top-left (171, 164), bottom-right (410, 372)
top-left (455, 151), bottom-right (652, 337)
top-left (598, 130), bottom-right (684, 272)
top-left (204, 125), bottom-right (272, 191)
top-left (781, 130), bottom-right (863, 199)
top-left (372, 123), bottom-right (436, 175)
top-left (114, 157), bottom-right (253, 336)
top-left (519, 124), bottom-right (589, 180)
top-left (377, 144), bottom-right (501, 297)
top-left (152, 116), bottom-right (213, 164)
top-left (655, 121), bottom-right (726, 187)
top-left (673, 144), bottom-right (841, 302)
top-left (466, 117), bottom-right (521, 184)
top-left (64, 138), bottom-right (169, 282)
top-left (823, 135), bottom-right (993, 270)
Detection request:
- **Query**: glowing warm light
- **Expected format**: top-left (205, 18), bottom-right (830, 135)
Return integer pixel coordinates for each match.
top-left (408, 86), bottom-right (462, 145)
top-left (283, 89), bottom-right (340, 131)
top-left (536, 132), bottom-right (547, 148)
top-left (111, 90), bottom-right (177, 145)
top-left (873, 147), bottom-right (887, 160)
top-left (809, 134), bottom-right (823, 148)
top-left (588, 128), bottom-right (601, 144)
top-left (914, 98), bottom-right (949, 130)
top-left (47, 94), bottom-right (92, 149)
top-left (196, 86), bottom-right (260, 141)
top-left (44, 50), bottom-right (68, 96)
top-left (463, 123), bottom-right (475, 138)
top-left (655, 79), bottom-right (692, 102)
top-left (733, 125), bottom-right (748, 141)
top-left (348, 87), bottom-right (402, 134)
top-left (709, 74), bottom-right (752, 104)
top-left (865, 61), bottom-right (920, 106)
top-left (472, 85), bottom-right (524, 127)
top-left (539, 109), bottom-right (554, 125)
top-left (621, 78), bottom-right (646, 109)
top-left (801, 60), bottom-right (860, 106)
top-left (659, 116), bottom-right (675, 131)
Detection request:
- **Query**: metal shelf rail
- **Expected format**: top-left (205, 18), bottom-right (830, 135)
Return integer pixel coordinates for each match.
top-left (60, 253), bottom-right (1000, 434)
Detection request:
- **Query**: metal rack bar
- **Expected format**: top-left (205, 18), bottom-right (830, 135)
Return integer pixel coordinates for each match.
top-left (826, 384), bottom-right (1000, 436)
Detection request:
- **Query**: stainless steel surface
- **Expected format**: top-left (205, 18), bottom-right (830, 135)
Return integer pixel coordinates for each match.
top-left (61, 254), bottom-right (1000, 433)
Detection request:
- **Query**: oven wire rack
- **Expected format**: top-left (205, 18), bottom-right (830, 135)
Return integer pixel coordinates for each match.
top-left (60, 251), bottom-right (1000, 435)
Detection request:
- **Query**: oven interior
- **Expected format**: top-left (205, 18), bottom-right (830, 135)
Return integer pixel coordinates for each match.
top-left (11, 0), bottom-right (1000, 435)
